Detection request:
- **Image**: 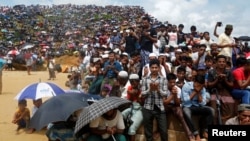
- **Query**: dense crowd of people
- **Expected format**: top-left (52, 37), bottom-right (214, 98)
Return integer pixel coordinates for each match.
top-left (2, 4), bottom-right (250, 141)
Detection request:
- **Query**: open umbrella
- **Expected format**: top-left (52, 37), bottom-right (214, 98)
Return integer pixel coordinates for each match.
top-left (74, 97), bottom-right (131, 135)
top-left (7, 50), bottom-right (20, 55)
top-left (15, 82), bottom-right (65, 100)
top-left (22, 44), bottom-right (35, 50)
top-left (29, 93), bottom-right (101, 131)
top-left (238, 36), bottom-right (250, 41)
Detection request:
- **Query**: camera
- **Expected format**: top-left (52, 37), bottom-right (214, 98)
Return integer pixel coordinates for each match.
top-left (217, 22), bottom-right (222, 27)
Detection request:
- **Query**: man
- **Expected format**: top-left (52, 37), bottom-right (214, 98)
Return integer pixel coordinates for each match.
top-left (110, 30), bottom-right (122, 49)
top-left (128, 51), bottom-right (141, 75)
top-left (168, 24), bottom-right (178, 47)
top-left (231, 54), bottom-right (250, 104)
top-left (0, 57), bottom-right (6, 94)
top-left (163, 73), bottom-right (194, 141)
top-left (157, 24), bottom-right (168, 53)
top-left (218, 24), bottom-right (236, 61)
top-left (193, 44), bottom-right (207, 69)
top-left (181, 74), bottom-right (214, 140)
top-left (87, 108), bottom-right (126, 141)
top-left (174, 56), bottom-right (192, 79)
top-left (200, 31), bottom-right (213, 52)
top-left (102, 51), bottom-right (122, 90)
top-left (177, 24), bottom-right (185, 44)
top-left (225, 104), bottom-right (250, 125)
top-left (141, 59), bottom-right (168, 141)
top-left (109, 71), bottom-right (130, 98)
top-left (207, 55), bottom-right (236, 124)
top-left (140, 16), bottom-right (157, 67)
top-left (121, 27), bottom-right (139, 56)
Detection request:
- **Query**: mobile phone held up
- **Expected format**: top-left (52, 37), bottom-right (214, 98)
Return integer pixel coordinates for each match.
top-left (217, 22), bottom-right (222, 27)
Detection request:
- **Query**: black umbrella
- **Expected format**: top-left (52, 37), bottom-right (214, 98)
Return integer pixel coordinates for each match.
top-left (238, 36), bottom-right (250, 41)
top-left (29, 93), bottom-right (101, 131)
top-left (74, 97), bottom-right (131, 136)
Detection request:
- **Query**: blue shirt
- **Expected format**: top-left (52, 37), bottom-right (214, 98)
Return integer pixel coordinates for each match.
top-left (0, 58), bottom-right (6, 70)
top-left (181, 82), bottom-right (207, 107)
top-left (103, 61), bottom-right (122, 78)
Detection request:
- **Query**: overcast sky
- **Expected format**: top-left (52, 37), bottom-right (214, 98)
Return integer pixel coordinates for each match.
top-left (1, 0), bottom-right (250, 41)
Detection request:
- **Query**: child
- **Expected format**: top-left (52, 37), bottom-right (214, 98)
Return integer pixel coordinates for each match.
top-left (100, 84), bottom-right (111, 98)
top-left (176, 66), bottom-right (187, 89)
top-left (12, 99), bottom-right (30, 131)
top-left (27, 99), bottom-right (43, 134)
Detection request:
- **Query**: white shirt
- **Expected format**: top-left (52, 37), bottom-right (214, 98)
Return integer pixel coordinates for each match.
top-left (218, 32), bottom-right (234, 57)
top-left (166, 86), bottom-right (181, 104)
top-left (168, 32), bottom-right (178, 46)
top-left (152, 40), bottom-right (161, 57)
top-left (121, 81), bottom-right (131, 99)
top-left (48, 59), bottom-right (55, 69)
top-left (200, 39), bottom-right (213, 51)
top-left (142, 64), bottom-right (166, 78)
top-left (89, 110), bottom-right (125, 139)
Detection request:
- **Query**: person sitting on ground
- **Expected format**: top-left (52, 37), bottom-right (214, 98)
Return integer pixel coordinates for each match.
top-left (12, 99), bottom-right (30, 132)
top-left (46, 110), bottom-right (82, 141)
top-left (87, 108), bottom-right (126, 141)
top-left (225, 104), bottom-right (250, 125)
top-left (27, 98), bottom-right (43, 134)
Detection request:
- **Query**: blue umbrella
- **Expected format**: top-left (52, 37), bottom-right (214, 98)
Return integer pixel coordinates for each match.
top-left (15, 82), bottom-right (65, 100)
top-left (29, 93), bottom-right (101, 130)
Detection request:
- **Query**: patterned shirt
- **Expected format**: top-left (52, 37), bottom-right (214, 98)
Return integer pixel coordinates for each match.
top-left (141, 75), bottom-right (168, 111)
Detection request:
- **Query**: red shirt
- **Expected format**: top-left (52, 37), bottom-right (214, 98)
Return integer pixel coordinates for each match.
top-left (233, 67), bottom-right (250, 89)
top-left (127, 85), bottom-right (141, 102)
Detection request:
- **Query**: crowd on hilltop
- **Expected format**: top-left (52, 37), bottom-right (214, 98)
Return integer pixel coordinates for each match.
top-left (2, 4), bottom-right (250, 141)
top-left (0, 4), bottom-right (145, 70)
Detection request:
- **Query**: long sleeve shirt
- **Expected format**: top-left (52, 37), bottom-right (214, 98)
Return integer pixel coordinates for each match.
top-left (181, 82), bottom-right (207, 107)
top-left (141, 75), bottom-right (168, 111)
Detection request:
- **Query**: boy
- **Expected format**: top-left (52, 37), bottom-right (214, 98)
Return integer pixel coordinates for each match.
top-left (176, 66), bottom-right (187, 89)
top-left (27, 99), bottom-right (43, 134)
top-left (12, 99), bottom-right (30, 131)
top-left (100, 84), bottom-right (112, 98)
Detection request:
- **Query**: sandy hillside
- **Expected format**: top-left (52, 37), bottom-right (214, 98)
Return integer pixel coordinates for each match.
top-left (0, 70), bottom-right (69, 141)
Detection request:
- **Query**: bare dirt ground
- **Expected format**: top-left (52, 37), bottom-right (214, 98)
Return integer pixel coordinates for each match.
top-left (0, 70), bottom-right (69, 141)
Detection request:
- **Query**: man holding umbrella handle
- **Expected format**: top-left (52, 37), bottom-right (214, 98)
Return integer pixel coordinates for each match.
top-left (87, 109), bottom-right (126, 141)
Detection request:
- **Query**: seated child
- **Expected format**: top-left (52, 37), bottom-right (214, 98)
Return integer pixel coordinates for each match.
top-left (100, 84), bottom-right (112, 98)
top-left (27, 99), bottom-right (43, 134)
top-left (12, 99), bottom-right (30, 131)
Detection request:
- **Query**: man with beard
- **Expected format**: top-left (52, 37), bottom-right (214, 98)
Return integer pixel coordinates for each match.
top-left (207, 55), bottom-right (236, 124)
top-left (218, 24), bottom-right (236, 62)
